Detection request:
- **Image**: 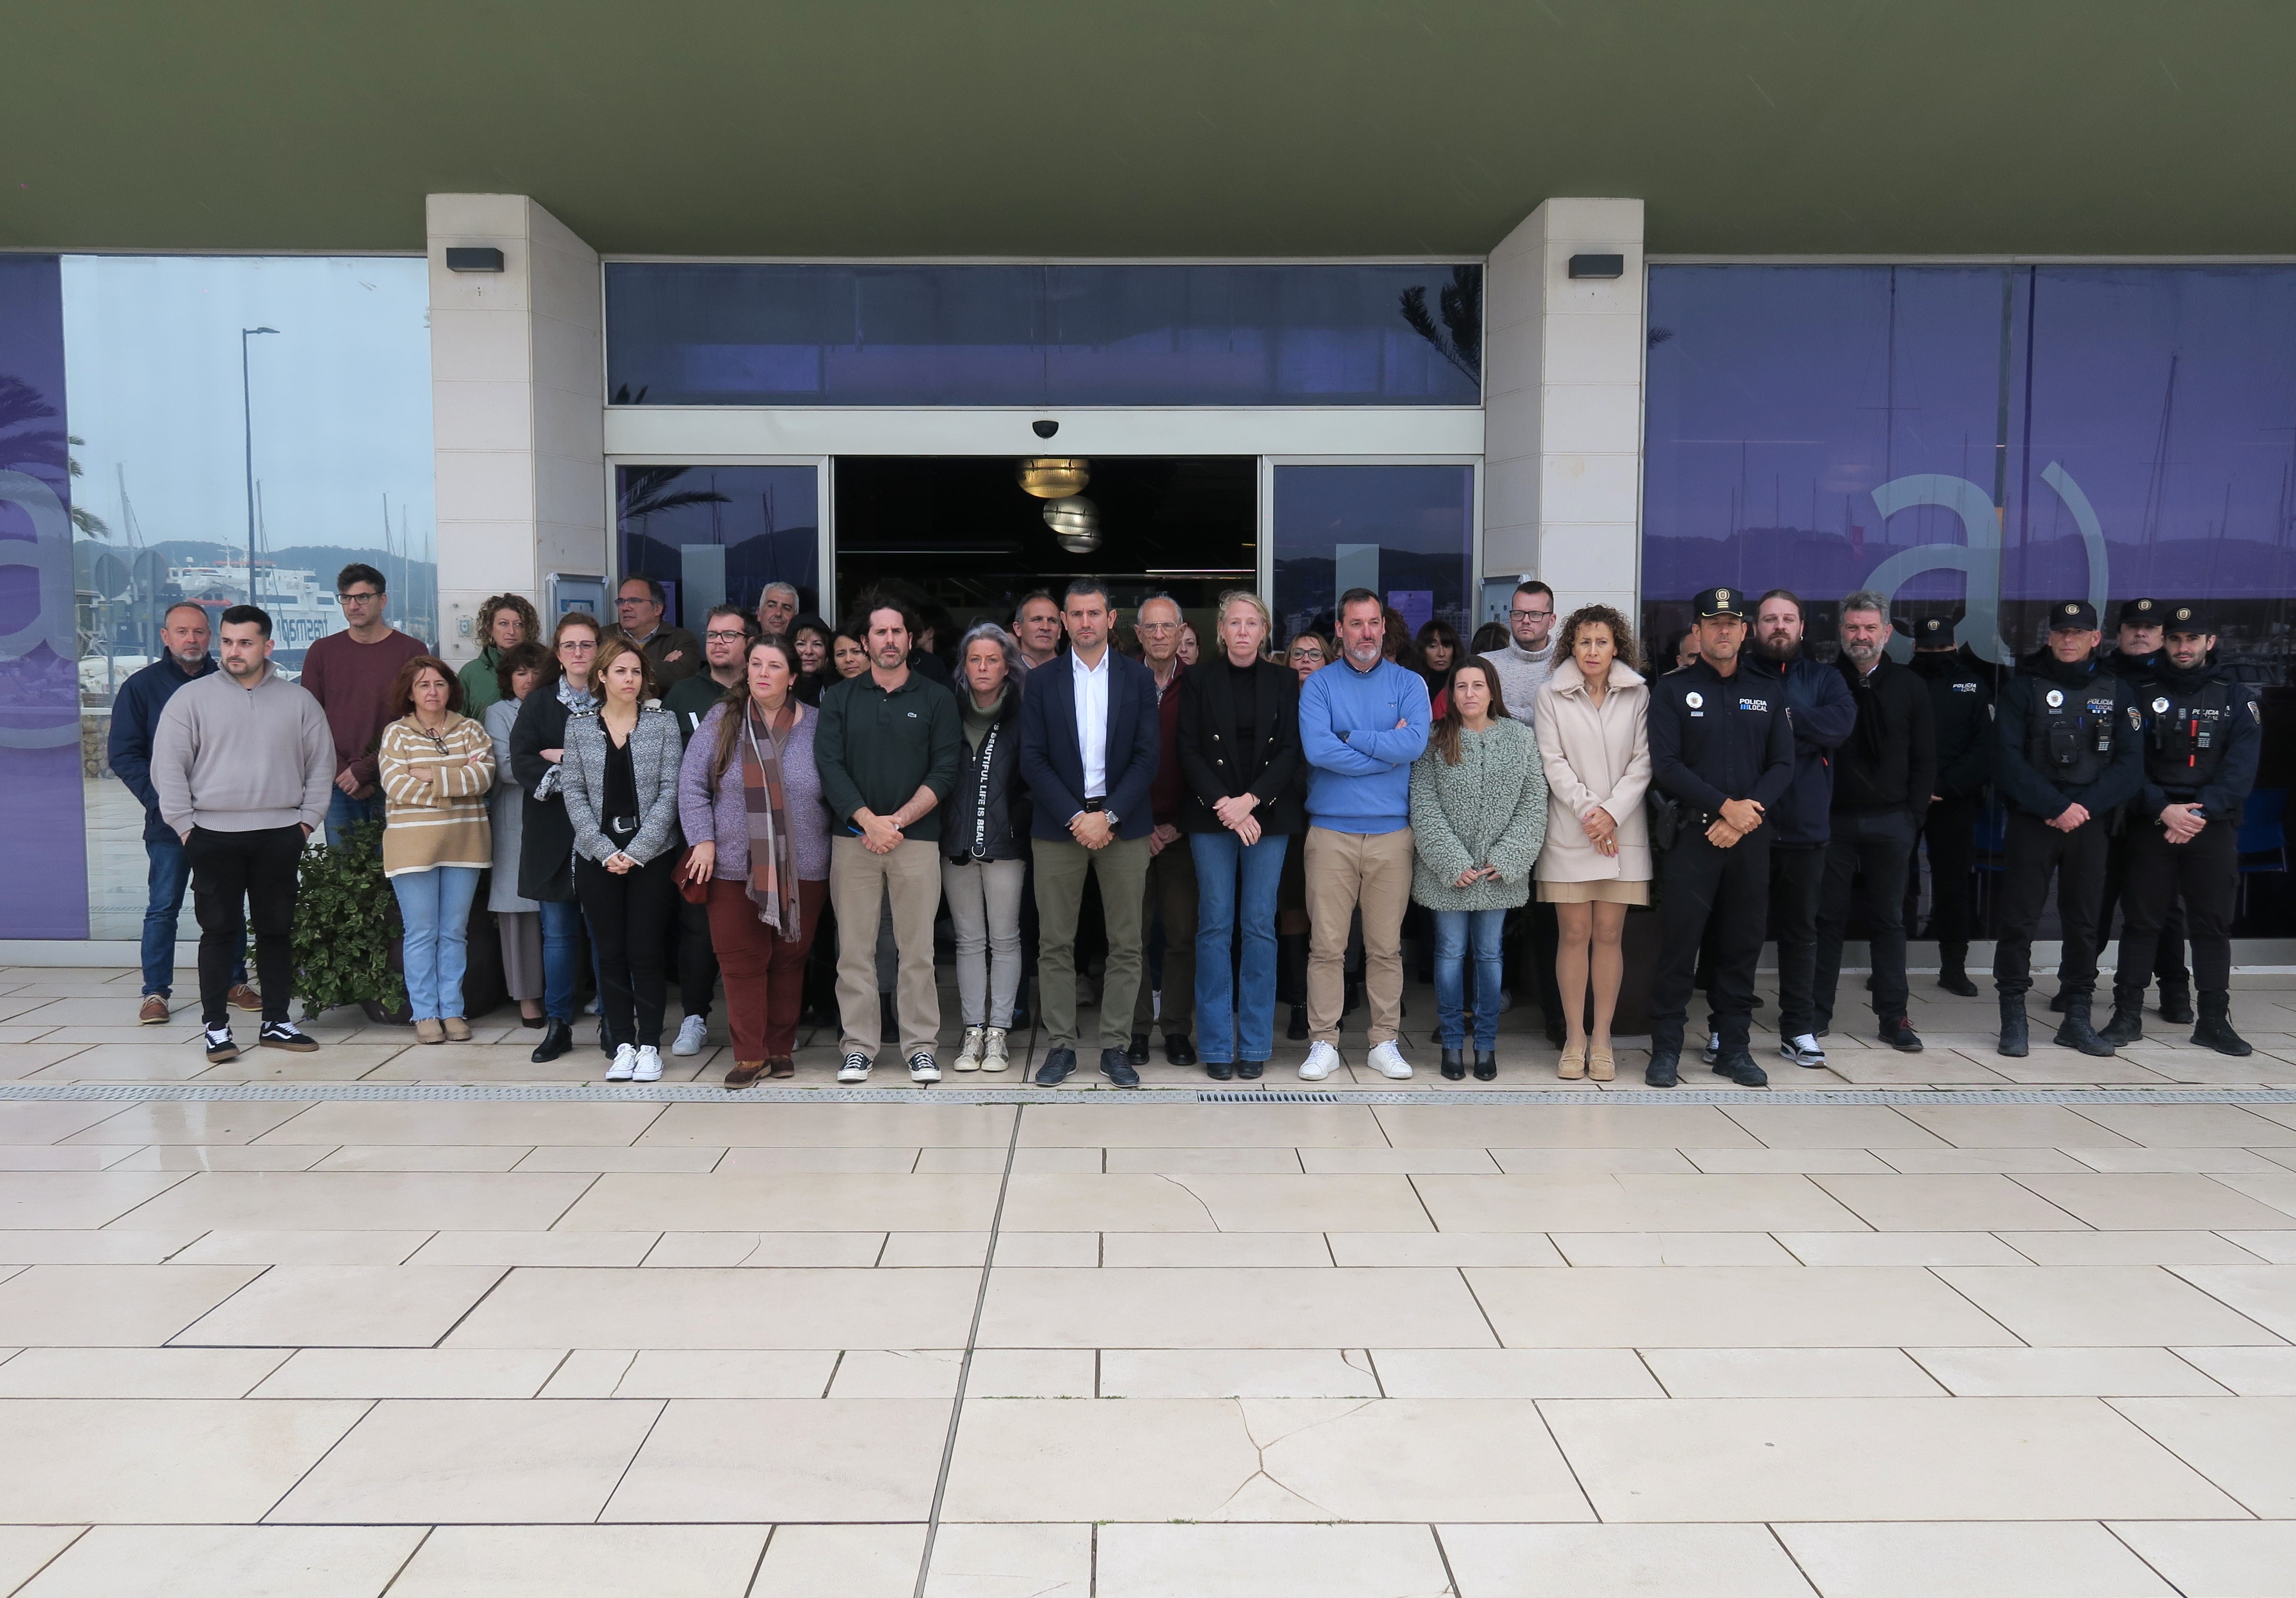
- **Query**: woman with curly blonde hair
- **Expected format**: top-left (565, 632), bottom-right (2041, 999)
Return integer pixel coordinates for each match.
top-left (1532, 605), bottom-right (1653, 1082)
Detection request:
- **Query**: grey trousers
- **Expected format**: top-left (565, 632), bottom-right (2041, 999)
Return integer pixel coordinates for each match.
top-left (943, 857), bottom-right (1026, 1029)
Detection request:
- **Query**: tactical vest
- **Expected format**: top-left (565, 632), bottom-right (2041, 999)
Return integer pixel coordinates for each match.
top-left (2023, 677), bottom-right (2121, 788)
top-left (2142, 676), bottom-right (2236, 796)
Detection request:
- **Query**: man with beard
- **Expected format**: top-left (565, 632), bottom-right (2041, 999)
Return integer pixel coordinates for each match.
top-left (2102, 606), bottom-right (2259, 1054)
top-left (1991, 601), bottom-right (2143, 1057)
top-left (1645, 587), bottom-right (1794, 1088)
top-left (1728, 590), bottom-right (1854, 1071)
top-left (1811, 591), bottom-right (1936, 1053)
top-left (1905, 615), bottom-right (1993, 997)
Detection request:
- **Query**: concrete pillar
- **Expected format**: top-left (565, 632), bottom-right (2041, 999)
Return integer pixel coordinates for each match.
top-left (1481, 198), bottom-right (1646, 619)
top-left (426, 194), bottom-right (605, 666)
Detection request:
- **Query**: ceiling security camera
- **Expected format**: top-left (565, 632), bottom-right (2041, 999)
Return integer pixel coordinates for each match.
top-left (1032, 419), bottom-right (1059, 439)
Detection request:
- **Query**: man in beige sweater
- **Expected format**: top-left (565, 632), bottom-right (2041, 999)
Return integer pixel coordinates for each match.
top-left (152, 606), bottom-right (335, 1062)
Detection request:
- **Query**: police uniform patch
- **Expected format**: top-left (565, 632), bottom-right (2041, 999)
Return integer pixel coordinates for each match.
top-left (2063, 604), bottom-right (2079, 616)
top-left (2127, 706), bottom-right (2142, 732)
top-left (2175, 606), bottom-right (2192, 622)
top-left (1684, 691), bottom-right (1703, 709)
top-left (2045, 689), bottom-right (2064, 708)
top-left (1715, 589), bottom-right (1730, 607)
top-left (2252, 699), bottom-right (2264, 723)
top-left (2152, 696), bottom-right (2170, 715)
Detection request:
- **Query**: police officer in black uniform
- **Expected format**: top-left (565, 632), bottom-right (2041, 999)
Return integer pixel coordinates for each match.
top-left (2101, 605), bottom-right (2260, 1055)
top-left (2093, 597), bottom-right (2193, 1022)
top-left (1646, 586), bottom-right (1795, 1088)
top-left (1906, 616), bottom-right (1992, 996)
top-left (1992, 600), bottom-right (2144, 1057)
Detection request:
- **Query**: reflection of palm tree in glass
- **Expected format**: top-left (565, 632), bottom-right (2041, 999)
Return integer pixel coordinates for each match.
top-left (618, 465), bottom-right (731, 521)
top-left (1400, 266), bottom-right (1482, 385)
top-left (0, 374), bottom-right (106, 539)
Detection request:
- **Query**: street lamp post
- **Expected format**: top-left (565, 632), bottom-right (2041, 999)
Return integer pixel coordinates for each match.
top-left (240, 326), bottom-right (278, 611)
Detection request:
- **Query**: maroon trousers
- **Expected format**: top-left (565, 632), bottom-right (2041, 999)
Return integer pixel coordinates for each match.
top-left (706, 876), bottom-right (827, 1061)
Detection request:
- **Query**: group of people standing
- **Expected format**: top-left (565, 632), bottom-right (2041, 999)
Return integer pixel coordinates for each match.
top-left (114, 559), bottom-right (2263, 1090)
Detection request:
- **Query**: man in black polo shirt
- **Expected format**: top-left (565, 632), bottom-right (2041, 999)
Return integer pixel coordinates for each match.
top-left (1645, 587), bottom-right (1794, 1088)
top-left (816, 599), bottom-right (962, 1084)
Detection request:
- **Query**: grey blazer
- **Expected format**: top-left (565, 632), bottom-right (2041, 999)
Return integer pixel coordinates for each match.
top-left (559, 706), bottom-right (684, 866)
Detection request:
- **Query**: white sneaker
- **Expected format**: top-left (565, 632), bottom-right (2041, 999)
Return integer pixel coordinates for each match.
top-left (1703, 1030), bottom-right (1721, 1064)
top-left (671, 1015), bottom-right (707, 1057)
top-left (1367, 1039), bottom-right (1413, 1079)
top-left (1780, 1033), bottom-right (1828, 1069)
top-left (980, 1027), bottom-right (1011, 1072)
top-left (1299, 1041), bottom-right (1342, 1081)
top-left (909, 1051), bottom-right (941, 1084)
top-left (837, 1052), bottom-right (871, 1084)
top-left (953, 1025), bottom-right (987, 1072)
top-left (632, 1045), bottom-right (663, 1082)
top-left (605, 1043), bottom-right (637, 1081)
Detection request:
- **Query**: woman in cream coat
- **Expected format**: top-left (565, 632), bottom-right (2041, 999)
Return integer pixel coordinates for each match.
top-left (1532, 604), bottom-right (1653, 1082)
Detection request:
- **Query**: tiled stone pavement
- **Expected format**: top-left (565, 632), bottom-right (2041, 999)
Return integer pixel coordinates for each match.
top-left (0, 963), bottom-right (2292, 1593)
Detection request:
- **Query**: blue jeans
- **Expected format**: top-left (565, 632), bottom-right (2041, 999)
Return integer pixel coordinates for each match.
top-left (1433, 908), bottom-right (1506, 1050)
top-left (392, 866), bottom-right (481, 1021)
top-left (142, 833), bottom-right (245, 998)
top-left (539, 898), bottom-right (585, 1023)
top-left (1192, 830), bottom-right (1290, 1065)
top-left (326, 788), bottom-right (385, 849)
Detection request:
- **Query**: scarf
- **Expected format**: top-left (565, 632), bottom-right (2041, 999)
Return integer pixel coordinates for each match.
top-left (556, 674), bottom-right (596, 714)
top-left (740, 698), bottom-right (801, 934)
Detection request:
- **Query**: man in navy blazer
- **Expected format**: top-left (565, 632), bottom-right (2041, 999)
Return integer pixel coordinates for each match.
top-left (1020, 578), bottom-right (1162, 1086)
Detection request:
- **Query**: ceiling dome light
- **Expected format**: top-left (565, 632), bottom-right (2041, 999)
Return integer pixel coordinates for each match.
top-left (1043, 495), bottom-right (1101, 554)
top-left (1018, 457), bottom-right (1090, 498)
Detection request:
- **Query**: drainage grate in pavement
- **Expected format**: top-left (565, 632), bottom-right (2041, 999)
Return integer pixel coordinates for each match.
top-left (2, 1082), bottom-right (2295, 1107)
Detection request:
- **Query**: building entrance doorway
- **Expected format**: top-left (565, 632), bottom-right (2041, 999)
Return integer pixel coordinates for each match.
top-left (830, 455), bottom-right (1257, 642)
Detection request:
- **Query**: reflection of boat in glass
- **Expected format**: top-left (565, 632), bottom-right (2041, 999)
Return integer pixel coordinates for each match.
top-left (169, 559), bottom-right (345, 656)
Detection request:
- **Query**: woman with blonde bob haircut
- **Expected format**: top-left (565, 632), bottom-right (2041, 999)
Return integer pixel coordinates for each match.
top-left (1532, 604), bottom-right (1654, 1082)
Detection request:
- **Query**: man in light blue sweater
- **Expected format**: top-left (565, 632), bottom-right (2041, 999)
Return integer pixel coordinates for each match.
top-left (1296, 588), bottom-right (1432, 1079)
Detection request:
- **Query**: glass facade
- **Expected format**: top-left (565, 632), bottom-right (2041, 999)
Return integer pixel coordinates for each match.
top-left (1643, 263), bottom-right (2296, 934)
top-left (51, 254), bottom-right (438, 940)
top-left (607, 263), bottom-right (1483, 407)
top-left (1272, 464), bottom-right (1475, 646)
top-left (616, 464), bottom-right (822, 628)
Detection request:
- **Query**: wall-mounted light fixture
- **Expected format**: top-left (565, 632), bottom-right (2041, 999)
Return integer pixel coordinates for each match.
top-left (444, 247), bottom-right (505, 273)
top-left (1568, 253), bottom-right (1625, 279)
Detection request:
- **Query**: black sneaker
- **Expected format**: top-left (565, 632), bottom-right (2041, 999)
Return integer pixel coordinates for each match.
top-left (1205, 1060), bottom-right (1235, 1081)
top-left (1715, 1050), bottom-right (1769, 1087)
top-left (837, 1052), bottom-right (871, 1084)
top-left (258, 1021), bottom-right (319, 1053)
top-left (1644, 1050), bottom-right (1680, 1088)
top-left (203, 1026), bottom-right (239, 1063)
top-left (1035, 1046), bottom-right (1076, 1086)
top-left (1880, 1016), bottom-right (1925, 1053)
top-left (1099, 1047), bottom-right (1140, 1087)
top-left (908, 1051), bottom-right (940, 1084)
top-left (1237, 1060), bottom-right (1265, 1080)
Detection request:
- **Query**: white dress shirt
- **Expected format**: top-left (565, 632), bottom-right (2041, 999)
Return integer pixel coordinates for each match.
top-left (1072, 646), bottom-right (1111, 801)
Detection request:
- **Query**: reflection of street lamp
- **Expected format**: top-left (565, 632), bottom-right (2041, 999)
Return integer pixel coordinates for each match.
top-left (241, 327), bottom-right (278, 610)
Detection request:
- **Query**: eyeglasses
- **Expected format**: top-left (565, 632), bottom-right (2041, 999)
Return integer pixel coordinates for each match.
top-left (337, 590), bottom-right (381, 606)
top-left (704, 630), bottom-right (749, 642)
top-left (1136, 621), bottom-right (1178, 634)
top-left (560, 639), bottom-right (598, 652)
top-left (1511, 607), bottom-right (1553, 621)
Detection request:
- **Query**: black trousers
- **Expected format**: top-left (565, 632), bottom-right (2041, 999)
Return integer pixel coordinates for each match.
top-left (1909, 794), bottom-right (1980, 945)
top-left (1765, 843), bottom-right (1827, 1039)
top-left (1993, 811), bottom-right (2110, 1000)
top-left (2102, 821), bottom-right (2191, 993)
top-left (574, 852), bottom-right (679, 1048)
top-left (186, 824), bottom-right (303, 1028)
top-left (2117, 821), bottom-right (2237, 1000)
top-left (1815, 809), bottom-right (1918, 1026)
top-left (1651, 828), bottom-right (1772, 1056)
top-left (673, 892), bottom-right (717, 1019)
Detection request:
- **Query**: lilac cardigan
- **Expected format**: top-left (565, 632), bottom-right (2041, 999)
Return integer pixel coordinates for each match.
top-left (676, 703), bottom-right (831, 882)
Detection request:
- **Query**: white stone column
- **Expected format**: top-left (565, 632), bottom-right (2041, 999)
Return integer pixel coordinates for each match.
top-left (1482, 198), bottom-right (1646, 619)
top-left (427, 194), bottom-right (605, 666)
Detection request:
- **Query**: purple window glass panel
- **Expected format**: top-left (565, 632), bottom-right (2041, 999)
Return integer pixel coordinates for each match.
top-left (607, 263), bottom-right (1480, 407)
top-left (0, 255), bottom-right (89, 938)
top-left (1273, 464), bottom-right (1474, 645)
top-left (616, 465), bottom-right (820, 628)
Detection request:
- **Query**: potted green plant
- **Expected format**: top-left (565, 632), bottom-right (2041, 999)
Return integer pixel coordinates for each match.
top-left (290, 818), bottom-right (408, 1022)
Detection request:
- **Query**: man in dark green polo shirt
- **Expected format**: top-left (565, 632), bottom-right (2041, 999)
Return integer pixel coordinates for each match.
top-left (816, 599), bottom-right (962, 1083)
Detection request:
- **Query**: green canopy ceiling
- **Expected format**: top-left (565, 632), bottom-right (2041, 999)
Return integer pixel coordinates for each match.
top-left (6, 0), bottom-right (2290, 257)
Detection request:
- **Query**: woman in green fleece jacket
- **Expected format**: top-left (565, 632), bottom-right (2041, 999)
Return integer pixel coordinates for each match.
top-left (1409, 657), bottom-right (1548, 1080)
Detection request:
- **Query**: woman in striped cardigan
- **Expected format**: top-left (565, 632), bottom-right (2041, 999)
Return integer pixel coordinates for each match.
top-left (377, 656), bottom-right (496, 1043)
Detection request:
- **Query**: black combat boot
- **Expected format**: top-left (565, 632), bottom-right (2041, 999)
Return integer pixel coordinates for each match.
top-left (2097, 994), bottom-right (2145, 1047)
top-left (2192, 992), bottom-right (2253, 1057)
top-left (2051, 995), bottom-right (2117, 1057)
top-left (1997, 994), bottom-right (2029, 1058)
top-left (1936, 942), bottom-right (1979, 998)
top-left (2157, 982), bottom-right (2195, 1025)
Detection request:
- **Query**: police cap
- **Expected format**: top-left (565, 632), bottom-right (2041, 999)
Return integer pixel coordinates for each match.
top-left (1690, 586), bottom-right (1747, 620)
top-left (2049, 600), bottom-right (2100, 632)
top-left (1913, 615), bottom-right (1956, 647)
top-left (2163, 603), bottom-right (2216, 637)
top-left (2117, 597), bottom-right (2164, 626)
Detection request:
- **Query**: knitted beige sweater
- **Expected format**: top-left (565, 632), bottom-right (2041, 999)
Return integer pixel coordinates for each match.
top-left (377, 714), bottom-right (495, 876)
